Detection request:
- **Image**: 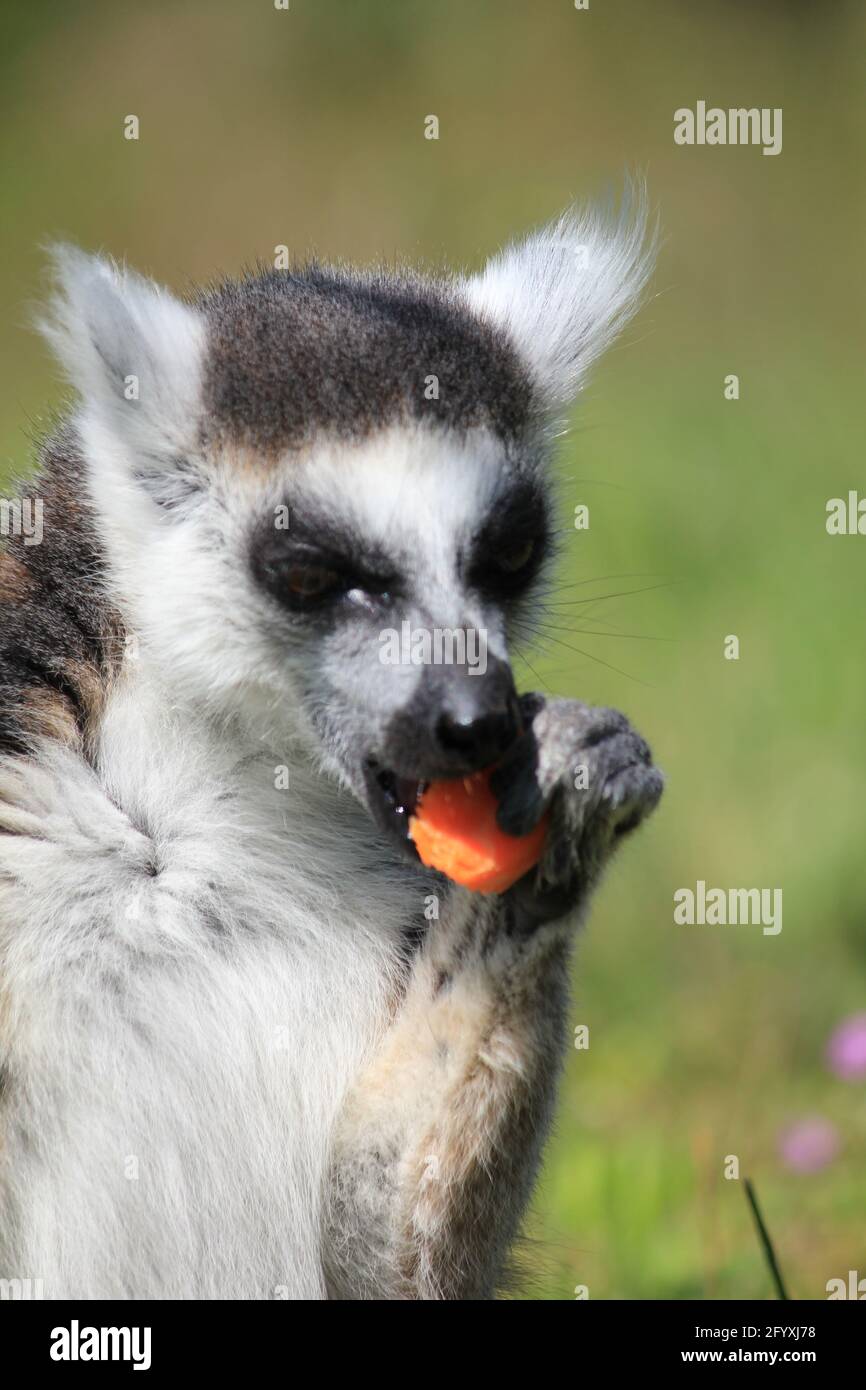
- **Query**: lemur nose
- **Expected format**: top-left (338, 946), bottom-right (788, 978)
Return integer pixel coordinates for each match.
top-left (434, 659), bottom-right (521, 770)
top-left (382, 654), bottom-right (522, 780)
top-left (435, 707), bottom-right (519, 767)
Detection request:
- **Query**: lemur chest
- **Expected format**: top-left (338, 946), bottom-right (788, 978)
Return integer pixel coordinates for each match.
top-left (0, 709), bottom-right (405, 1294)
top-left (8, 927), bottom-right (376, 1296)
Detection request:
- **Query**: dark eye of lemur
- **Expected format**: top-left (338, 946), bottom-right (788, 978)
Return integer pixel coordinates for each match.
top-left (495, 537), bottom-right (536, 573)
top-left (280, 553), bottom-right (398, 611)
top-left (467, 486), bottom-right (549, 601)
top-left (284, 562), bottom-right (344, 601)
top-left (251, 527), bottom-right (399, 614)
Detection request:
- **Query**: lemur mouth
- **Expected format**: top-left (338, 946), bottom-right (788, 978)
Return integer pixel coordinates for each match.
top-left (363, 759), bottom-right (428, 853)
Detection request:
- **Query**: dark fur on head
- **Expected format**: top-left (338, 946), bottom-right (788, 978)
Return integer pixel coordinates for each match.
top-left (197, 264), bottom-right (536, 453)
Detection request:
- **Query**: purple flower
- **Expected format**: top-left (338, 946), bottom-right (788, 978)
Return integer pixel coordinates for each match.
top-left (826, 1013), bottom-right (866, 1081)
top-left (778, 1117), bottom-right (840, 1174)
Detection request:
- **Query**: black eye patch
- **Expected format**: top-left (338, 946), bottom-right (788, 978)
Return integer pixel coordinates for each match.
top-left (467, 482), bottom-right (550, 600)
top-left (248, 510), bottom-right (398, 614)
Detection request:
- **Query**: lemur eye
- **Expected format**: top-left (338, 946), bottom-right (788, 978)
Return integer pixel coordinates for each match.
top-left (284, 564), bottom-right (343, 599)
top-left (495, 538), bottom-right (536, 574)
top-left (467, 507), bottom-right (547, 601)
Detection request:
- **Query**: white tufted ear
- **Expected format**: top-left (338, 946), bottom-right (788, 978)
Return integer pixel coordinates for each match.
top-left (463, 188), bottom-right (656, 408)
top-left (37, 245), bottom-right (206, 480)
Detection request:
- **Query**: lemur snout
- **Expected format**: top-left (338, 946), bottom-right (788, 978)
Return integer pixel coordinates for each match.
top-left (385, 654), bottom-right (521, 781)
top-left (434, 661), bottom-right (521, 771)
top-left (435, 707), bottom-right (518, 768)
top-left (364, 655), bottom-right (522, 850)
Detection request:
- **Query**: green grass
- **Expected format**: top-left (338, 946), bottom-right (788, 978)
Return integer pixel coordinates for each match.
top-left (513, 357), bottom-right (866, 1298)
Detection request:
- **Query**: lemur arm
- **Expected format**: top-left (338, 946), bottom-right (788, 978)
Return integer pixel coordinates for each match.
top-left (324, 697), bottom-right (663, 1300)
top-left (324, 892), bottom-right (571, 1300)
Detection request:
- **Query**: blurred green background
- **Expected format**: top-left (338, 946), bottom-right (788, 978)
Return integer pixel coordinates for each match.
top-left (2, 0), bottom-right (864, 1299)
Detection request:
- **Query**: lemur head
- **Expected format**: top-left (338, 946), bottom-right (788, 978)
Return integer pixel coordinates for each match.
top-left (39, 198), bottom-right (653, 847)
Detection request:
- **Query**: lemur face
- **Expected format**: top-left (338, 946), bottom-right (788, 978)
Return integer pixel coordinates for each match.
top-left (193, 265), bottom-right (555, 848)
top-left (39, 198), bottom-right (652, 844)
top-left (242, 424), bottom-right (551, 848)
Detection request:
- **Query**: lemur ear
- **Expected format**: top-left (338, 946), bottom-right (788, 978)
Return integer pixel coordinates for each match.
top-left (38, 245), bottom-right (205, 477)
top-left (462, 190), bottom-right (656, 409)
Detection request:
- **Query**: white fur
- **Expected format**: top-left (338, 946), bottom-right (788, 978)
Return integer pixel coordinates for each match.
top-left (38, 245), bottom-right (207, 505)
top-left (463, 191), bottom-right (656, 406)
top-left (0, 667), bottom-right (421, 1298)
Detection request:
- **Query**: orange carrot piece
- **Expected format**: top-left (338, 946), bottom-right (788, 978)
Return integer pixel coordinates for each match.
top-left (409, 766), bottom-right (548, 894)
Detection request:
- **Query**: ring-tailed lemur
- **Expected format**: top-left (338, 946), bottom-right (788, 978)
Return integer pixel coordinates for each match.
top-left (0, 200), bottom-right (663, 1300)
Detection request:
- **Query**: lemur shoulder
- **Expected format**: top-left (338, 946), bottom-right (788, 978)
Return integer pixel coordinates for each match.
top-left (0, 200), bottom-right (663, 1299)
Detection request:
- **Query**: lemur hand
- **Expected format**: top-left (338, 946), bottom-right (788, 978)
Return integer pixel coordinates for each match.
top-left (490, 694), bottom-right (664, 929)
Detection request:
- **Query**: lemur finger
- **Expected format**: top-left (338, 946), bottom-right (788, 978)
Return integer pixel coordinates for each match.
top-left (490, 727), bottom-right (544, 837)
top-left (604, 761), bottom-right (664, 832)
